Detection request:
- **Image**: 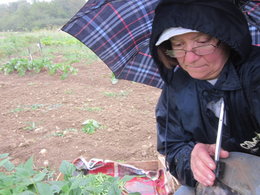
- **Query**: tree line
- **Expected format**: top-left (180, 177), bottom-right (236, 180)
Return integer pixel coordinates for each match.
top-left (0, 0), bottom-right (86, 31)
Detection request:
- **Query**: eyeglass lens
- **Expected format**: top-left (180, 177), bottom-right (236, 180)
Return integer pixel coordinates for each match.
top-left (172, 44), bottom-right (217, 57)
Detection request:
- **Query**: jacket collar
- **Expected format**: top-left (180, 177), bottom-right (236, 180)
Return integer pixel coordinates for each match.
top-left (214, 59), bottom-right (241, 91)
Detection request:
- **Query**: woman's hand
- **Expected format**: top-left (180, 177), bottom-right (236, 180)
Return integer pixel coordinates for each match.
top-left (190, 143), bottom-right (229, 186)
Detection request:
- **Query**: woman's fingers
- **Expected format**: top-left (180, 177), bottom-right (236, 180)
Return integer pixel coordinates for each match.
top-left (191, 143), bottom-right (230, 186)
top-left (191, 143), bottom-right (216, 186)
top-left (208, 144), bottom-right (230, 159)
top-left (220, 149), bottom-right (229, 158)
top-left (191, 155), bottom-right (215, 186)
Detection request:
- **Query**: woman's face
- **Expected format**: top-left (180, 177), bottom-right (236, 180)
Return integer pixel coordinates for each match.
top-left (170, 32), bottom-right (230, 80)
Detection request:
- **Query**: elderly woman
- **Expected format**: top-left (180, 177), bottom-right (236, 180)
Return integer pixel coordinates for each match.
top-left (150, 0), bottom-right (260, 194)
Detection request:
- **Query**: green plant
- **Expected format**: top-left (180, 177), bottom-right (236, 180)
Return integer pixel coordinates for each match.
top-left (0, 154), bottom-right (141, 195)
top-left (82, 119), bottom-right (101, 134)
top-left (44, 62), bottom-right (78, 79)
top-left (0, 154), bottom-right (53, 195)
top-left (40, 36), bottom-right (81, 46)
top-left (11, 104), bottom-right (63, 113)
top-left (11, 107), bottom-right (25, 113)
top-left (104, 90), bottom-right (129, 97)
top-left (0, 58), bottom-right (31, 76)
top-left (58, 161), bottom-right (140, 195)
top-left (111, 73), bottom-right (119, 84)
top-left (52, 128), bottom-right (78, 137)
top-left (23, 122), bottom-right (37, 131)
top-left (0, 58), bottom-right (78, 79)
top-left (64, 89), bottom-right (74, 95)
top-left (80, 104), bottom-right (103, 112)
top-left (30, 104), bottom-right (45, 110)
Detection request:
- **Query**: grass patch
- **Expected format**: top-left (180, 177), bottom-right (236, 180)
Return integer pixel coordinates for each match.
top-left (79, 104), bottom-right (103, 112)
top-left (103, 90), bottom-right (129, 97)
top-left (10, 104), bottom-right (63, 113)
top-left (11, 104), bottom-right (44, 113)
top-left (23, 121), bottom-right (37, 131)
top-left (0, 30), bottom-right (99, 70)
top-left (51, 128), bottom-right (78, 137)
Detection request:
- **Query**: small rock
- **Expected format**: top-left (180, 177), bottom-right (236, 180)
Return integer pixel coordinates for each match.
top-left (35, 127), bottom-right (43, 132)
top-left (43, 160), bottom-right (49, 167)
top-left (107, 128), bottom-right (114, 132)
top-left (141, 150), bottom-right (147, 157)
top-left (39, 149), bottom-right (47, 155)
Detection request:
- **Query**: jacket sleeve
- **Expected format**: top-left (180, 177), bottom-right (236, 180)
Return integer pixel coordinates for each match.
top-left (247, 47), bottom-right (260, 129)
top-left (156, 84), bottom-right (197, 187)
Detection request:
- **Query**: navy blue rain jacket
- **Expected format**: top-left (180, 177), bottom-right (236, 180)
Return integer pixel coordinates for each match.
top-left (150, 0), bottom-right (260, 187)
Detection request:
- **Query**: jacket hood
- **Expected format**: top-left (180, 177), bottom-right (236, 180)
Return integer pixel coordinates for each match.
top-left (150, 0), bottom-right (252, 83)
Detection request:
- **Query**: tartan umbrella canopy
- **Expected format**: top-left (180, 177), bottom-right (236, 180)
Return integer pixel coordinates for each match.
top-left (61, 0), bottom-right (259, 89)
top-left (61, 0), bottom-right (163, 88)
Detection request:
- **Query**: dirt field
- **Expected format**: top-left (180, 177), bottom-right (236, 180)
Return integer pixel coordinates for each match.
top-left (0, 60), bottom-right (162, 172)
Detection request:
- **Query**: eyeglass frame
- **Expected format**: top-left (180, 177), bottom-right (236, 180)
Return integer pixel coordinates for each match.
top-left (166, 40), bottom-right (221, 58)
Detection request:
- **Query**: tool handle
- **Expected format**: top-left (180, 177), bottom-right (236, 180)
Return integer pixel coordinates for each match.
top-left (214, 160), bottom-right (225, 180)
top-left (215, 99), bottom-right (225, 162)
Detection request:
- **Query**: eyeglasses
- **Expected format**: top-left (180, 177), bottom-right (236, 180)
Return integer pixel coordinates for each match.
top-left (166, 40), bottom-right (221, 58)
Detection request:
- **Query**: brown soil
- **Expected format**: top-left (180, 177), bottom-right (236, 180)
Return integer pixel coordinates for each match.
top-left (0, 60), bottom-right (161, 172)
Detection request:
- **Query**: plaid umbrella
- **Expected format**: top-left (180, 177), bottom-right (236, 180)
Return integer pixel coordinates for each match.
top-left (61, 0), bottom-right (163, 88)
top-left (242, 1), bottom-right (260, 46)
top-left (61, 0), bottom-right (259, 89)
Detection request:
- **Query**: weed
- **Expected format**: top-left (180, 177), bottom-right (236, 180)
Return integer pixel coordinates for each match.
top-left (11, 107), bottom-right (25, 113)
top-left (84, 107), bottom-right (103, 112)
top-left (80, 104), bottom-right (103, 112)
top-left (103, 90), bottom-right (129, 97)
top-left (64, 89), bottom-right (74, 94)
top-left (27, 82), bottom-right (37, 86)
top-left (11, 104), bottom-right (63, 114)
top-left (82, 119), bottom-right (101, 134)
top-left (30, 104), bottom-right (45, 110)
top-left (111, 73), bottom-right (119, 84)
top-left (52, 131), bottom-right (65, 137)
top-left (11, 104), bottom-right (44, 113)
top-left (46, 104), bottom-right (63, 111)
top-left (23, 122), bottom-right (37, 131)
top-left (52, 128), bottom-right (78, 137)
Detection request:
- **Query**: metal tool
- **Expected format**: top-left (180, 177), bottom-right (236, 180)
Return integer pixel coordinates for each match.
top-left (214, 98), bottom-right (225, 179)
top-left (215, 98), bottom-right (225, 162)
